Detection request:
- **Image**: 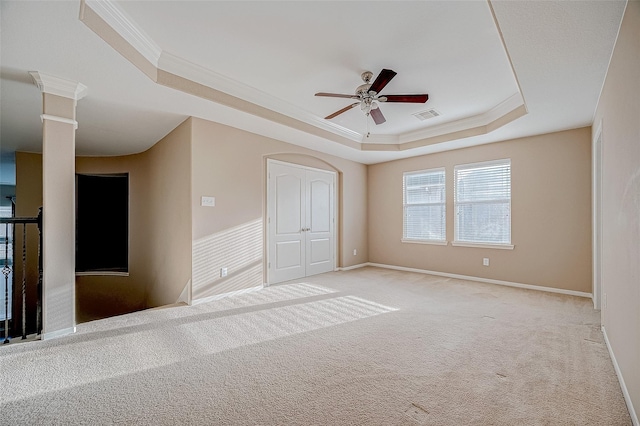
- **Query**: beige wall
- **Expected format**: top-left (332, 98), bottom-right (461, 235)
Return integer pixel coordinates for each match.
top-left (17, 152), bottom-right (148, 322)
top-left (368, 127), bottom-right (592, 293)
top-left (190, 117), bottom-right (368, 300)
top-left (75, 153), bottom-right (147, 322)
top-left (77, 118), bottom-right (192, 317)
top-left (592, 0), bottom-right (640, 419)
top-left (144, 118), bottom-right (192, 307)
top-left (15, 119), bottom-right (192, 322)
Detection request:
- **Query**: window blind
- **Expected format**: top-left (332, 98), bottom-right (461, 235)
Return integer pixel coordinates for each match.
top-left (454, 159), bottom-right (511, 244)
top-left (403, 168), bottom-right (446, 242)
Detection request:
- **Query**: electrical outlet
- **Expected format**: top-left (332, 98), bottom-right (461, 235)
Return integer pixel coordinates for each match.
top-left (603, 293), bottom-right (607, 308)
top-left (483, 258), bottom-right (489, 266)
top-left (220, 267), bottom-right (228, 277)
top-left (353, 249), bottom-right (357, 256)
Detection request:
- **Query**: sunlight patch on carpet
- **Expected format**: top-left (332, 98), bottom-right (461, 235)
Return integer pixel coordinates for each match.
top-left (76, 282), bottom-right (338, 335)
top-left (1, 292), bottom-right (396, 404)
top-left (181, 295), bottom-right (397, 355)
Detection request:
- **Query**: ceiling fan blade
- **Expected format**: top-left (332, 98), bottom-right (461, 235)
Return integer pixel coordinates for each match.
top-left (325, 102), bottom-right (360, 120)
top-left (370, 107), bottom-right (386, 125)
top-left (382, 94), bottom-right (429, 103)
top-left (369, 69), bottom-right (397, 94)
top-left (315, 92), bottom-right (359, 99)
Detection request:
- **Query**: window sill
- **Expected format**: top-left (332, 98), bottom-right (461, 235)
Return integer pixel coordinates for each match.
top-left (451, 241), bottom-right (514, 250)
top-left (401, 239), bottom-right (448, 246)
top-left (76, 271), bottom-right (130, 277)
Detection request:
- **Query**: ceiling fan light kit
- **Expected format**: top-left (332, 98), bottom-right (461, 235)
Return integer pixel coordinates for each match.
top-left (315, 68), bottom-right (429, 126)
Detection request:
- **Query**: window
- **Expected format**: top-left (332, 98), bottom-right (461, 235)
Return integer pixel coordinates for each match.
top-left (76, 174), bottom-right (129, 273)
top-left (403, 168), bottom-right (446, 243)
top-left (454, 159), bottom-right (511, 247)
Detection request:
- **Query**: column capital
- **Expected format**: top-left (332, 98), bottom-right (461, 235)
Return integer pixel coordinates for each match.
top-left (29, 71), bottom-right (88, 100)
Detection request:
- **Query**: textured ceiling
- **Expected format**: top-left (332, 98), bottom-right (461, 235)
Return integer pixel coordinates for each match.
top-left (0, 0), bottom-right (627, 166)
top-left (116, 0), bottom-right (520, 138)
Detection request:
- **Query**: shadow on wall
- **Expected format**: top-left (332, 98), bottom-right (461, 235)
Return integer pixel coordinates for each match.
top-left (192, 219), bottom-right (263, 301)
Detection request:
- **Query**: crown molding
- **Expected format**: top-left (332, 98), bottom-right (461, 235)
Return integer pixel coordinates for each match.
top-left (83, 0), bottom-right (161, 67)
top-left (82, 0), bottom-right (361, 143)
top-left (29, 72), bottom-right (88, 100)
top-left (362, 134), bottom-right (399, 144)
top-left (352, 92), bottom-right (526, 146)
top-left (486, 92), bottom-right (526, 122)
top-left (158, 52), bottom-right (362, 142)
top-left (398, 93), bottom-right (525, 143)
top-left (79, 0), bottom-right (526, 153)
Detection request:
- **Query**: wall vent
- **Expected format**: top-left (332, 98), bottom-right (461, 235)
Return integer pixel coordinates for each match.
top-left (413, 108), bottom-right (442, 121)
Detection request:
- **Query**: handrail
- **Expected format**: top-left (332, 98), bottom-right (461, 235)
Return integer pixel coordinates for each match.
top-left (0, 217), bottom-right (38, 224)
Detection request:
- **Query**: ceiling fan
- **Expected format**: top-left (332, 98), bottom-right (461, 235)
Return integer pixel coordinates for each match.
top-left (315, 69), bottom-right (429, 125)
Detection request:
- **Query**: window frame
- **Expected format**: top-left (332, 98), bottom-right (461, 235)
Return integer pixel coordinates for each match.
top-left (453, 159), bottom-right (514, 250)
top-left (402, 167), bottom-right (447, 245)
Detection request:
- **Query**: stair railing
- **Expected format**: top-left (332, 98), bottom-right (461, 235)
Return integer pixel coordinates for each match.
top-left (0, 208), bottom-right (42, 343)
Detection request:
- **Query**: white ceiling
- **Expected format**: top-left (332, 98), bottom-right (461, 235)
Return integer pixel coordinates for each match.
top-left (0, 0), bottom-right (626, 167)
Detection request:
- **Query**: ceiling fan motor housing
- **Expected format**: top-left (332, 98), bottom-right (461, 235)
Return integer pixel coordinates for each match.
top-left (357, 71), bottom-right (375, 97)
top-left (356, 83), bottom-right (372, 97)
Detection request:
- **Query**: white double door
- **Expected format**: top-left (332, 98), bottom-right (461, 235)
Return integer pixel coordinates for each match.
top-left (268, 160), bottom-right (335, 284)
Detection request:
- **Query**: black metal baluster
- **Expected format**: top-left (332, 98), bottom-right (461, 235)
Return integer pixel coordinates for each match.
top-left (37, 208), bottom-right (43, 336)
top-left (21, 224), bottom-right (27, 339)
top-left (0, 213), bottom-right (43, 341)
top-left (2, 222), bottom-right (10, 344)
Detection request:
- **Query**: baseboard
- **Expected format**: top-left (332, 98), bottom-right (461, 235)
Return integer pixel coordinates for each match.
top-left (42, 326), bottom-right (76, 340)
top-left (366, 263), bottom-right (593, 299)
top-left (602, 325), bottom-right (639, 425)
top-left (336, 263), bottom-right (369, 272)
top-left (191, 285), bottom-right (263, 306)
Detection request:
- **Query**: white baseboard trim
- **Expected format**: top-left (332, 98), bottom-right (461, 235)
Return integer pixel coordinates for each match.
top-left (367, 262), bottom-right (593, 299)
top-left (191, 285), bottom-right (263, 306)
top-left (336, 263), bottom-right (369, 272)
top-left (602, 325), bottom-right (639, 425)
top-left (42, 326), bottom-right (76, 341)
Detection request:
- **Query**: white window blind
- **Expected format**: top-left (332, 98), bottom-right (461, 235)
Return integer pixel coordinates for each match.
top-left (403, 168), bottom-right (446, 242)
top-left (454, 159), bottom-right (511, 245)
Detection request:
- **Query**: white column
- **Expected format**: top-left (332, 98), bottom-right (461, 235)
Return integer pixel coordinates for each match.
top-left (30, 72), bottom-right (87, 340)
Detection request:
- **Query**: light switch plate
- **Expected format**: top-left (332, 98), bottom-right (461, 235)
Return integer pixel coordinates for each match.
top-left (201, 196), bottom-right (215, 207)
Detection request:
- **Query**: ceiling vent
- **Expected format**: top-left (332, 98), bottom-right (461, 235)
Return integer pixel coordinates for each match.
top-left (413, 108), bottom-right (442, 121)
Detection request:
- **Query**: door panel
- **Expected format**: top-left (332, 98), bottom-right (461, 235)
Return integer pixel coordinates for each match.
top-left (309, 179), bottom-right (331, 232)
top-left (276, 174), bottom-right (302, 234)
top-left (275, 241), bottom-right (303, 269)
top-left (309, 238), bottom-right (331, 265)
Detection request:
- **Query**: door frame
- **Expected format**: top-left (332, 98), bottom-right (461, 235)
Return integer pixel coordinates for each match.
top-left (265, 159), bottom-right (338, 285)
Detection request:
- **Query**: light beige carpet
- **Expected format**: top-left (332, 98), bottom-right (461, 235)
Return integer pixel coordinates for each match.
top-left (0, 267), bottom-right (632, 425)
